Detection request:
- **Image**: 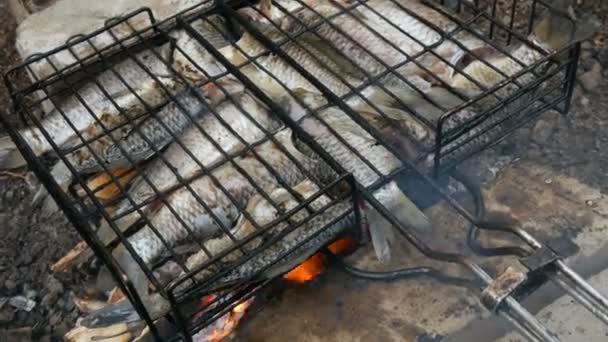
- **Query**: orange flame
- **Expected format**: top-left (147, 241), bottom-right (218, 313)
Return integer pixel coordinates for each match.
top-left (194, 298), bottom-right (253, 342)
top-left (283, 238), bottom-right (356, 284)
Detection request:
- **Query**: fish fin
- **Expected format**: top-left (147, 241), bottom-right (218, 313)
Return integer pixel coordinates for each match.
top-left (366, 207), bottom-right (395, 262)
top-left (365, 182), bottom-right (432, 263)
top-left (0, 135), bottom-right (27, 169)
top-left (380, 182), bottom-right (433, 233)
top-left (532, 0), bottom-right (598, 51)
top-left (82, 246), bottom-right (169, 328)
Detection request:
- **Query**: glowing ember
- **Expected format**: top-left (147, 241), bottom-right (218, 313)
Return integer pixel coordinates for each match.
top-left (284, 238), bottom-right (356, 284)
top-left (192, 298), bottom-right (254, 342)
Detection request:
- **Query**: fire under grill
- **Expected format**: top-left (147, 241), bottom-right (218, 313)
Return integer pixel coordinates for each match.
top-left (0, 0), bottom-right (606, 341)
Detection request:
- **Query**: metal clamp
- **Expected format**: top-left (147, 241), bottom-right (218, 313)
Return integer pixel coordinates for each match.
top-left (520, 245), bottom-right (561, 272)
top-left (481, 266), bottom-right (528, 312)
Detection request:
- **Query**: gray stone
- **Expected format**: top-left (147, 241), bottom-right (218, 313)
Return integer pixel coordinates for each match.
top-left (532, 118), bottom-right (556, 145)
top-left (14, 0), bottom-right (211, 81)
top-left (578, 61), bottom-right (603, 93)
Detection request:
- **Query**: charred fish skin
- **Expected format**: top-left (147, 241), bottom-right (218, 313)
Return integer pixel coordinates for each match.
top-left (0, 45), bottom-right (177, 170)
top-left (109, 128), bottom-right (314, 264)
top-left (63, 85), bottom-right (280, 277)
top-left (108, 88), bottom-right (282, 222)
top-left (0, 13), bottom-right (238, 171)
top-left (278, 0), bottom-right (487, 87)
top-left (70, 83), bottom-right (215, 174)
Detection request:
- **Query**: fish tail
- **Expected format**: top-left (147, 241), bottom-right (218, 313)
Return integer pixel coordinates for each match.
top-left (365, 207), bottom-right (396, 262)
top-left (367, 183), bottom-right (432, 262)
top-left (0, 135), bottom-right (26, 169)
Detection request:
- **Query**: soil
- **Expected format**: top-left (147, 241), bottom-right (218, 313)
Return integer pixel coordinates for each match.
top-left (0, 0), bottom-right (607, 341)
top-left (0, 1), bottom-right (86, 341)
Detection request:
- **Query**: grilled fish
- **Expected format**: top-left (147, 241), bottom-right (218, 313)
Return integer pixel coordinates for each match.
top-left (450, 0), bottom-right (597, 96)
top-left (282, 88), bottom-right (432, 261)
top-left (66, 77), bottom-right (245, 174)
top-left (279, 0), bottom-right (488, 88)
top-left (88, 128), bottom-right (333, 320)
top-left (1, 13), bottom-right (236, 170)
top-left (80, 178), bottom-right (354, 328)
top-left (211, 2), bottom-right (427, 114)
top-left (63, 85), bottom-right (283, 270)
top-left (30, 77), bottom-right (246, 215)
top-left (0, 46), bottom-right (176, 169)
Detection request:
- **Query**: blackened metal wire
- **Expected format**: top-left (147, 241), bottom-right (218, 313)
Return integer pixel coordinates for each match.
top-left (2, 1), bottom-right (603, 341)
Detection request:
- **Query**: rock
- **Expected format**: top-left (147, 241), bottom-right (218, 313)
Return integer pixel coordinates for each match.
top-left (4, 277), bottom-right (17, 292)
top-left (0, 326), bottom-right (32, 342)
top-left (46, 275), bottom-right (64, 299)
top-left (8, 296), bottom-right (36, 312)
top-left (0, 305), bottom-right (15, 324)
top-left (578, 61), bottom-right (603, 92)
top-left (49, 312), bottom-right (62, 327)
top-left (580, 96), bottom-right (590, 107)
top-left (532, 118), bottom-right (556, 145)
top-left (14, 0), bottom-right (212, 81)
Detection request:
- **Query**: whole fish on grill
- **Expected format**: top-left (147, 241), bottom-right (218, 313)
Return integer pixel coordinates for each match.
top-left (30, 76), bottom-right (246, 214)
top-left (118, 90), bottom-right (283, 214)
top-left (281, 88), bottom-right (432, 261)
top-left (278, 0), bottom-right (491, 89)
top-left (87, 128), bottom-right (330, 319)
top-left (449, 0), bottom-right (597, 97)
top-left (210, 2), bottom-right (430, 117)
top-left (79, 178), bottom-right (354, 328)
top-left (0, 46), bottom-right (176, 169)
top-left (0, 14), bottom-right (235, 170)
top-left (65, 77), bottom-right (245, 174)
top-left (64, 85), bottom-right (283, 267)
top-left (394, 0), bottom-right (598, 165)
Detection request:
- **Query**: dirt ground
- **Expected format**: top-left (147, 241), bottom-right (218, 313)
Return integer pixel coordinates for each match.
top-left (0, 0), bottom-right (607, 341)
top-left (0, 1), bottom-right (86, 341)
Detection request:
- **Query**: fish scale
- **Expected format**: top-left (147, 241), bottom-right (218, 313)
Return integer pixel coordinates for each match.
top-left (109, 90), bottom-right (283, 221)
top-left (106, 128), bottom-right (320, 267)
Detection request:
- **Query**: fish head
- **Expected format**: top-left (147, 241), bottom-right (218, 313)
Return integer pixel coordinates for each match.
top-left (531, 0), bottom-right (598, 53)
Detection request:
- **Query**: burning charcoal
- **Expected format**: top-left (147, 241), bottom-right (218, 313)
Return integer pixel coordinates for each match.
top-left (8, 296), bottom-right (36, 312)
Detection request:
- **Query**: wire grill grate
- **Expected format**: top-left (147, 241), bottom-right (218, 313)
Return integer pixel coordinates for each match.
top-left (1, 1), bottom-right (606, 341)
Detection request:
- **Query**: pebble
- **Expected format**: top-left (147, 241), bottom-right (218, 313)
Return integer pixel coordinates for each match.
top-left (580, 96), bottom-right (590, 107)
top-left (578, 61), bottom-right (603, 92)
top-left (586, 200), bottom-right (598, 208)
top-left (45, 275), bottom-right (63, 300)
top-left (0, 305), bottom-right (15, 323)
top-left (532, 118), bottom-right (555, 145)
top-left (545, 178), bottom-right (553, 184)
top-left (49, 312), bottom-right (62, 327)
top-left (4, 278), bottom-right (17, 294)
